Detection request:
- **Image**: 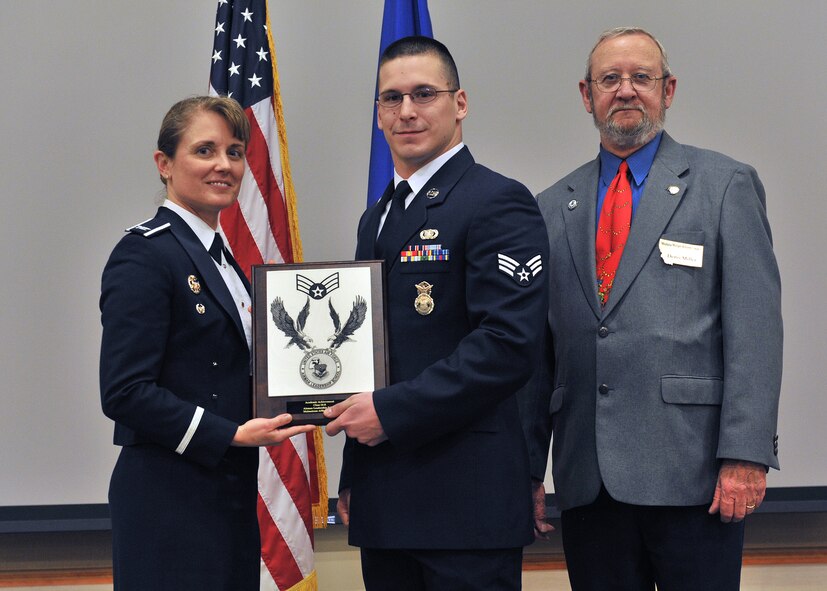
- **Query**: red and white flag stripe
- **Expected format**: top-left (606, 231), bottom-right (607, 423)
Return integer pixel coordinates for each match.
top-left (258, 441), bottom-right (315, 589)
top-left (211, 95), bottom-right (293, 267)
top-left (204, 91), bottom-right (321, 591)
top-left (207, 3), bottom-right (325, 588)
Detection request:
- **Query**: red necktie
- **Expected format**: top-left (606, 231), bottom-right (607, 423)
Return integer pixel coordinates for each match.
top-left (596, 160), bottom-right (632, 306)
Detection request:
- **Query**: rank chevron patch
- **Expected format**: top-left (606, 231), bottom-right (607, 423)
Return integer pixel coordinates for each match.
top-left (498, 253), bottom-right (543, 286)
top-left (296, 272), bottom-right (339, 300)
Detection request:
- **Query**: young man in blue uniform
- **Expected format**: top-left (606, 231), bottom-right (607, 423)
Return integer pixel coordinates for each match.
top-left (325, 37), bottom-right (549, 590)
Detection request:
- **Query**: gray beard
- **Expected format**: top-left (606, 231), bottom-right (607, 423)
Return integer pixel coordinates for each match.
top-left (592, 97), bottom-right (666, 151)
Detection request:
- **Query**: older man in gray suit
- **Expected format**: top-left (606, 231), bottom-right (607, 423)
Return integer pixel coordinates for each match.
top-left (529, 27), bottom-right (782, 591)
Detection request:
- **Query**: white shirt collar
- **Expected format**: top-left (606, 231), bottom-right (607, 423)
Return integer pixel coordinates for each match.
top-left (394, 142), bottom-right (464, 197)
top-left (162, 200), bottom-right (221, 251)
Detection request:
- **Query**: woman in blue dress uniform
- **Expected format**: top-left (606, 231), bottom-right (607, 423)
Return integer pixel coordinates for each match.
top-left (100, 96), bottom-right (313, 590)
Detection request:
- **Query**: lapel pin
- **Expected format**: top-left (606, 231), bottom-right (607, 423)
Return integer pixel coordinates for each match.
top-left (188, 275), bottom-right (201, 294)
top-left (568, 199), bottom-right (578, 210)
top-left (426, 188), bottom-right (439, 199)
top-left (420, 229), bottom-right (439, 240)
top-left (668, 185), bottom-right (680, 195)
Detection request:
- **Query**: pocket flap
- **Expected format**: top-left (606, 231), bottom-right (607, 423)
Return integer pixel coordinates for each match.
top-left (398, 260), bottom-right (452, 274)
top-left (661, 376), bottom-right (723, 405)
top-left (660, 230), bottom-right (705, 245)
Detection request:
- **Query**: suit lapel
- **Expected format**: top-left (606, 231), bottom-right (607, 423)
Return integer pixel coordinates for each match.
top-left (602, 133), bottom-right (689, 317)
top-left (381, 147), bottom-right (475, 274)
top-left (159, 208), bottom-right (249, 347)
top-left (561, 159), bottom-right (602, 319)
top-left (359, 181), bottom-right (394, 261)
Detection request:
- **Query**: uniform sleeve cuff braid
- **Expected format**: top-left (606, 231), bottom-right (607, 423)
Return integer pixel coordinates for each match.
top-left (175, 406), bottom-right (205, 454)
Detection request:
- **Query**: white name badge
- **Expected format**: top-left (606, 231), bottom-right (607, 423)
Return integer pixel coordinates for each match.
top-left (659, 238), bottom-right (704, 268)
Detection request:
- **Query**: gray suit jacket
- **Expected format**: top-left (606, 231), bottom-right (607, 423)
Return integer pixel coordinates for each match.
top-left (531, 132), bottom-right (782, 511)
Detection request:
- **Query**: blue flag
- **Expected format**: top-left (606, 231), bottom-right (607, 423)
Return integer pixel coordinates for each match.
top-left (366, 0), bottom-right (433, 207)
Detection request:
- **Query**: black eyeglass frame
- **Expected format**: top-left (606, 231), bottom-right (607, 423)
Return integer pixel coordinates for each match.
top-left (376, 87), bottom-right (459, 108)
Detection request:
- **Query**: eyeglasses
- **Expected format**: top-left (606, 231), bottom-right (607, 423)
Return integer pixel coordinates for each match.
top-left (588, 73), bottom-right (669, 93)
top-left (377, 87), bottom-right (459, 108)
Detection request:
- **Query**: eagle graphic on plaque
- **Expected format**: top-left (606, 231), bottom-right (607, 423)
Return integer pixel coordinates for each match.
top-left (270, 289), bottom-right (367, 389)
top-left (270, 297), bottom-right (313, 350)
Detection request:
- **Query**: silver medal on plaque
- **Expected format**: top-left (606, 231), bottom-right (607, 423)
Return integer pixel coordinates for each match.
top-left (299, 348), bottom-right (342, 389)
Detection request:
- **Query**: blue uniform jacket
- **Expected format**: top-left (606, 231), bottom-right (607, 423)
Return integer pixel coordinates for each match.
top-left (341, 147), bottom-right (549, 549)
top-left (100, 206), bottom-right (259, 590)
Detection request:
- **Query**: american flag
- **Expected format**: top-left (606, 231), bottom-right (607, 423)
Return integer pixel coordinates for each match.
top-left (209, 2), bottom-right (326, 590)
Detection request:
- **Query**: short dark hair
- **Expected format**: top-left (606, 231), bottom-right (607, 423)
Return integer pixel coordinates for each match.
top-left (379, 36), bottom-right (460, 89)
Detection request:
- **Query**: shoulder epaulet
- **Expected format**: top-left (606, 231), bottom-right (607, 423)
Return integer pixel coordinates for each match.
top-left (125, 217), bottom-right (171, 238)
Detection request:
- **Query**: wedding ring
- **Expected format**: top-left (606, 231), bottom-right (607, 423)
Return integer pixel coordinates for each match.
top-left (746, 503), bottom-right (756, 509)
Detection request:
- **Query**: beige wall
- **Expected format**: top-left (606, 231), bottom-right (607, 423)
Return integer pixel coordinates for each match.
top-left (0, 1), bottom-right (824, 506)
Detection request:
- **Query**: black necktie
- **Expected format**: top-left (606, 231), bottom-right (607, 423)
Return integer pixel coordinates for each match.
top-left (376, 180), bottom-right (411, 259)
top-left (209, 232), bottom-right (249, 293)
top-left (209, 233), bottom-right (224, 264)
